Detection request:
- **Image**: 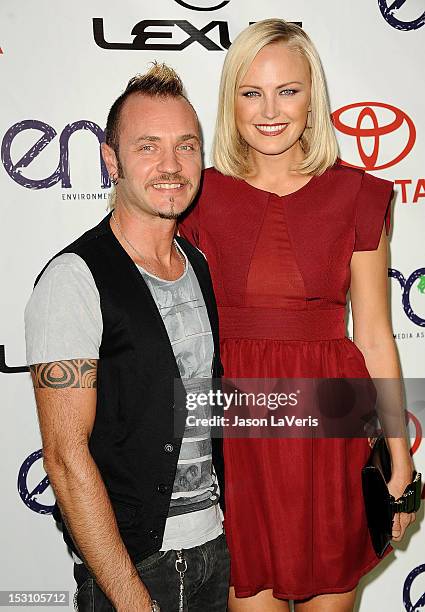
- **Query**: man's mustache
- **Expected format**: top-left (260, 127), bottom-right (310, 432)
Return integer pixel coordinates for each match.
top-left (146, 174), bottom-right (192, 187)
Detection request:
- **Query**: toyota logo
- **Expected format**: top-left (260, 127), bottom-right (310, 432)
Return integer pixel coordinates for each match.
top-left (407, 410), bottom-right (423, 456)
top-left (174, 0), bottom-right (230, 10)
top-left (332, 102), bottom-right (416, 170)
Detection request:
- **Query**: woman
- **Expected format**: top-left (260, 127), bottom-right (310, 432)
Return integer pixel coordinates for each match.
top-left (180, 19), bottom-right (416, 611)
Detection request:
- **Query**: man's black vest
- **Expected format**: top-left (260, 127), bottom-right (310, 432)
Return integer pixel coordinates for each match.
top-left (35, 213), bottom-right (225, 564)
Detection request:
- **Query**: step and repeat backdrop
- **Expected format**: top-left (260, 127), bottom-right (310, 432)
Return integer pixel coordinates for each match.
top-left (1, 1), bottom-right (424, 610)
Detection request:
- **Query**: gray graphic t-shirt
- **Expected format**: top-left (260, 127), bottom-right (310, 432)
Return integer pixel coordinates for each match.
top-left (25, 246), bottom-right (223, 552)
top-left (137, 247), bottom-right (222, 527)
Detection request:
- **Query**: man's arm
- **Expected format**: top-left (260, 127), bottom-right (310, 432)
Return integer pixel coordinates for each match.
top-left (31, 358), bottom-right (153, 611)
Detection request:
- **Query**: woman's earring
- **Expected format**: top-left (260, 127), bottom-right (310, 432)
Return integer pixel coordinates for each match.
top-left (109, 173), bottom-right (119, 186)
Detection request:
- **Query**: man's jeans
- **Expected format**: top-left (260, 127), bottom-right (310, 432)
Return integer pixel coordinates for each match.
top-left (73, 533), bottom-right (230, 611)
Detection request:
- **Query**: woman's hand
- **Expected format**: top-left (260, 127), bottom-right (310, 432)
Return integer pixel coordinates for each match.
top-left (388, 468), bottom-right (416, 542)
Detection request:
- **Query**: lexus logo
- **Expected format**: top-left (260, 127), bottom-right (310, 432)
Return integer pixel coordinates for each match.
top-left (332, 102), bottom-right (416, 170)
top-left (174, 0), bottom-right (230, 9)
top-left (379, 0), bottom-right (425, 31)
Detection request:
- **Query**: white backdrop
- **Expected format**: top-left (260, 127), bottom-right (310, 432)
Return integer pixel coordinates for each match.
top-left (1, 1), bottom-right (424, 610)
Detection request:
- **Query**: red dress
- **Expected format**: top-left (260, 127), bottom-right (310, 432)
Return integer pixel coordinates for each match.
top-left (180, 164), bottom-right (393, 600)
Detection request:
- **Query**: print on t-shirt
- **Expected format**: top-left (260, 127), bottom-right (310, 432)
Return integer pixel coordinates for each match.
top-left (139, 257), bottom-right (220, 517)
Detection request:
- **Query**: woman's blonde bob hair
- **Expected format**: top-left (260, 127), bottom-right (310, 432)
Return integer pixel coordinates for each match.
top-left (212, 18), bottom-right (339, 178)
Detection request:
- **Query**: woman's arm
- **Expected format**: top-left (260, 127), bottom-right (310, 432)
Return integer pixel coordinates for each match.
top-left (350, 227), bottom-right (415, 541)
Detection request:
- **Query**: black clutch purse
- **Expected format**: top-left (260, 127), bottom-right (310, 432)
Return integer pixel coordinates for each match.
top-left (361, 435), bottom-right (422, 557)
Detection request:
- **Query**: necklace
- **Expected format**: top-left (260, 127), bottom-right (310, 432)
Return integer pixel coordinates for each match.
top-left (111, 211), bottom-right (185, 278)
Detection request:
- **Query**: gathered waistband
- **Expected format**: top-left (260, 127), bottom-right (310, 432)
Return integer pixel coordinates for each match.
top-left (218, 306), bottom-right (346, 342)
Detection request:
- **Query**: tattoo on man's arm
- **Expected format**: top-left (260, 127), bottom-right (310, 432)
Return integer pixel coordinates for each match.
top-left (30, 360), bottom-right (97, 389)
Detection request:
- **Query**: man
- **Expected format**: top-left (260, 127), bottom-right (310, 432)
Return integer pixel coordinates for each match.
top-left (25, 63), bottom-right (229, 611)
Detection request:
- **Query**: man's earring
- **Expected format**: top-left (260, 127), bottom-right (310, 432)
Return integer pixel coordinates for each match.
top-left (109, 173), bottom-right (119, 186)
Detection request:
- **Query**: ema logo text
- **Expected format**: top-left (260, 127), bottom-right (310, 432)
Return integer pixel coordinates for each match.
top-left (93, 18), bottom-right (301, 51)
top-left (379, 0), bottom-right (425, 31)
top-left (390, 268), bottom-right (425, 327)
top-left (403, 564), bottom-right (425, 611)
top-left (1, 119), bottom-right (109, 190)
top-left (18, 449), bottom-right (54, 514)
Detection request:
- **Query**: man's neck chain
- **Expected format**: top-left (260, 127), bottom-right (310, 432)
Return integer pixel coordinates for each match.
top-left (111, 211), bottom-right (185, 278)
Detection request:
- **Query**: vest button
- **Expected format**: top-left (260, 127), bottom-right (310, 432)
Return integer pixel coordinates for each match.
top-left (164, 443), bottom-right (174, 453)
top-left (157, 483), bottom-right (170, 494)
top-left (149, 529), bottom-right (159, 540)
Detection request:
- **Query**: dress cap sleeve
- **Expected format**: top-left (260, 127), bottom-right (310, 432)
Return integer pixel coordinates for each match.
top-left (354, 172), bottom-right (393, 251)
